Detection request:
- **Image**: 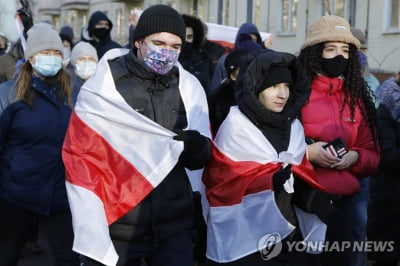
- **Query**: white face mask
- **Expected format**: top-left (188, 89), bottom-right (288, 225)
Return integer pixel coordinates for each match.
top-left (75, 61), bottom-right (97, 80)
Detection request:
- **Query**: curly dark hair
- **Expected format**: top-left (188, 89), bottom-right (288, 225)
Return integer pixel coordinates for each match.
top-left (298, 42), bottom-right (378, 143)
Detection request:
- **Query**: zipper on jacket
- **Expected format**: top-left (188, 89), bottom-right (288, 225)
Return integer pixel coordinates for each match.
top-left (328, 80), bottom-right (333, 96)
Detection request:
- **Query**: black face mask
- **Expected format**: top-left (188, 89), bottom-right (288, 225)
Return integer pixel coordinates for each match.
top-left (180, 42), bottom-right (193, 57)
top-left (321, 55), bottom-right (348, 77)
top-left (92, 27), bottom-right (110, 39)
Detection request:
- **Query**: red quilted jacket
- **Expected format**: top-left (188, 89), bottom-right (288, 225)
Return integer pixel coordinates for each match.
top-left (301, 75), bottom-right (379, 195)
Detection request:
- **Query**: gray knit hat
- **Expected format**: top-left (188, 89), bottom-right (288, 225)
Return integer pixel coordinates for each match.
top-left (132, 4), bottom-right (186, 43)
top-left (70, 41), bottom-right (98, 67)
top-left (350, 27), bottom-right (367, 49)
top-left (25, 23), bottom-right (64, 60)
top-left (301, 15), bottom-right (360, 50)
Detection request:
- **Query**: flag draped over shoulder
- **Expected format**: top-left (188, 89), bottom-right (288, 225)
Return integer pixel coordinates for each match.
top-left (203, 106), bottom-right (326, 262)
top-left (62, 48), bottom-right (211, 266)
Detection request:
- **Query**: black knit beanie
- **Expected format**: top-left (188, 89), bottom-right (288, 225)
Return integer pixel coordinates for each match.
top-left (256, 66), bottom-right (292, 95)
top-left (132, 5), bottom-right (186, 43)
top-left (224, 49), bottom-right (248, 77)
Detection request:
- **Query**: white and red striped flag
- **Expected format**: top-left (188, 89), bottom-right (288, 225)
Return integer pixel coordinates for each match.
top-left (203, 107), bottom-right (326, 262)
top-left (62, 48), bottom-right (211, 266)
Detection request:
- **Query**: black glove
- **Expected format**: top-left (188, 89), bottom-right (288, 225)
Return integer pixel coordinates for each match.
top-left (173, 130), bottom-right (207, 156)
top-left (273, 165), bottom-right (292, 192)
top-left (173, 130), bottom-right (210, 170)
top-left (309, 191), bottom-right (343, 226)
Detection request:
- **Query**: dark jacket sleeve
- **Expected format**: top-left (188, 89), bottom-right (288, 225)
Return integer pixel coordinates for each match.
top-left (0, 91), bottom-right (14, 150)
top-left (209, 54), bottom-right (227, 94)
top-left (376, 105), bottom-right (400, 171)
top-left (293, 178), bottom-right (342, 226)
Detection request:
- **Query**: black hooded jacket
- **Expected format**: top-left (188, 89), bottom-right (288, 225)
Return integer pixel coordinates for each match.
top-left (236, 51), bottom-right (347, 234)
top-left (235, 51), bottom-right (311, 231)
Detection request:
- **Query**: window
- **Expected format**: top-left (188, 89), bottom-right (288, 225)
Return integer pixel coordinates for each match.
top-left (281, 0), bottom-right (297, 33)
top-left (322, 0), bottom-right (345, 17)
top-left (223, 0), bottom-right (230, 25)
top-left (65, 9), bottom-right (87, 43)
top-left (321, 0), bottom-right (356, 26)
top-left (382, 0), bottom-right (400, 32)
top-left (116, 8), bottom-right (123, 36)
top-left (389, 0), bottom-right (400, 31)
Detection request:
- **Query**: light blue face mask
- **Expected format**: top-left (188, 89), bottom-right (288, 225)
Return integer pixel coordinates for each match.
top-left (32, 55), bottom-right (63, 77)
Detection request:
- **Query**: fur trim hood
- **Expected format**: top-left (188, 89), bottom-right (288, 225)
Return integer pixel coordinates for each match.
top-left (376, 77), bottom-right (400, 122)
top-left (182, 14), bottom-right (205, 49)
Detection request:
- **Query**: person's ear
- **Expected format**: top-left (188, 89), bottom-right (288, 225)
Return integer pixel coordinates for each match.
top-left (134, 40), bottom-right (141, 49)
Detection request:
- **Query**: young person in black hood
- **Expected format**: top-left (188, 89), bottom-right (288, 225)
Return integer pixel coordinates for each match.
top-left (83, 10), bottom-right (121, 59)
top-left (203, 51), bottom-right (329, 266)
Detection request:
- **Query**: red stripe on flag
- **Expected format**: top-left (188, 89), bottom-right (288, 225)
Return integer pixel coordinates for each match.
top-left (291, 156), bottom-right (327, 192)
top-left (203, 144), bottom-right (280, 207)
top-left (63, 112), bottom-right (154, 225)
top-left (203, 144), bottom-right (327, 207)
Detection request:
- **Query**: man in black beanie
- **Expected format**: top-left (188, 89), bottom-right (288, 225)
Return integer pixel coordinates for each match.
top-left (72, 4), bottom-right (211, 266)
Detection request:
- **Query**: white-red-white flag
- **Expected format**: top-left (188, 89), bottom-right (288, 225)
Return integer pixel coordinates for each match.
top-left (62, 48), bottom-right (211, 266)
top-left (203, 106), bottom-right (326, 262)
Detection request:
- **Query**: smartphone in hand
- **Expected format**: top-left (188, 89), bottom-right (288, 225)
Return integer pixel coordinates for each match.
top-left (323, 137), bottom-right (349, 159)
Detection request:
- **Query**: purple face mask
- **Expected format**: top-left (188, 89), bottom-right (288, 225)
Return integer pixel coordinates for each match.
top-left (142, 42), bottom-right (180, 75)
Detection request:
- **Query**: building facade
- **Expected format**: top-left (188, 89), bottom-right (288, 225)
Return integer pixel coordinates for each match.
top-left (0, 0), bottom-right (399, 75)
